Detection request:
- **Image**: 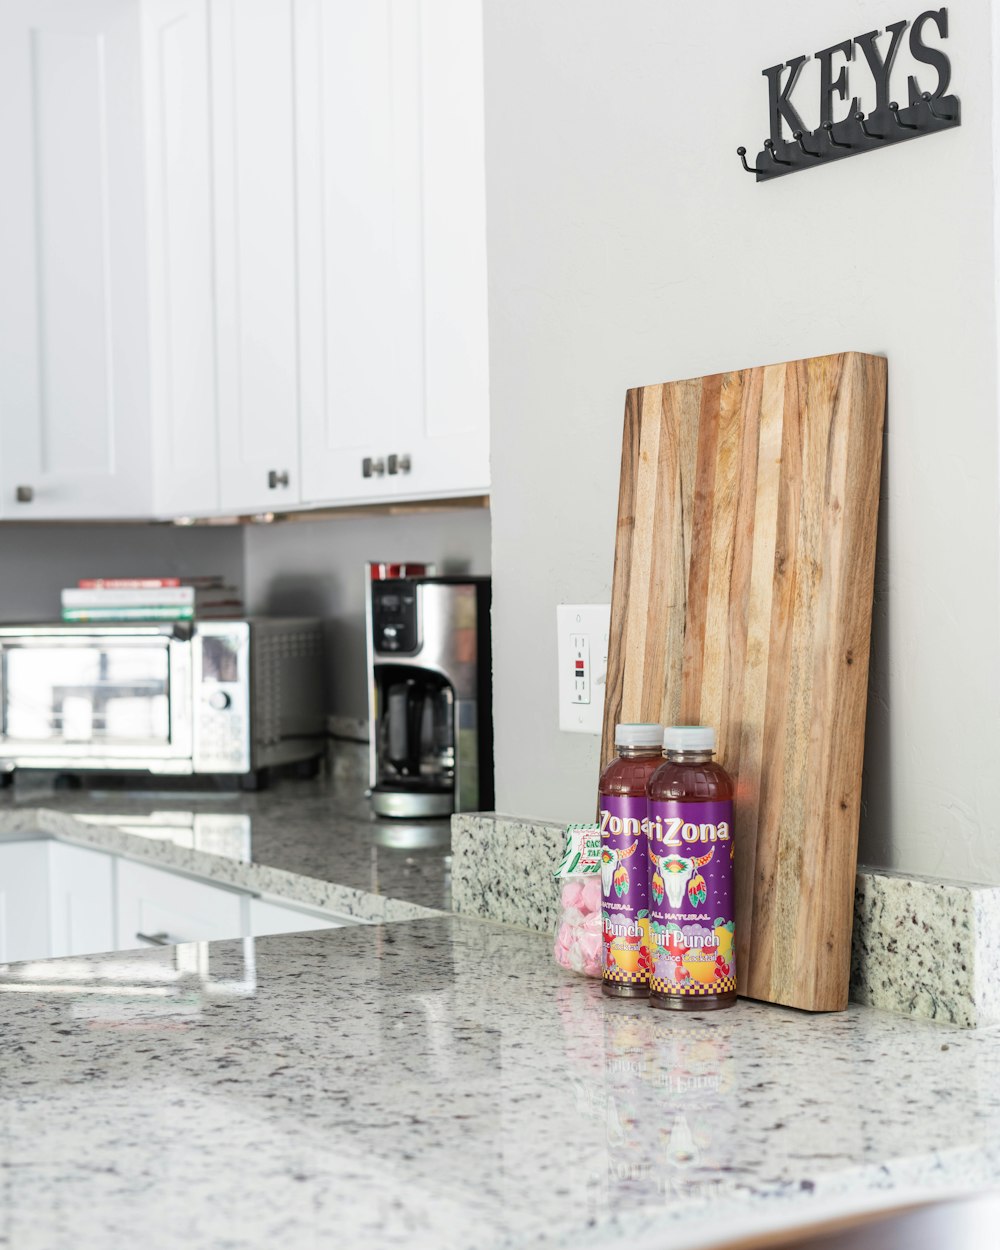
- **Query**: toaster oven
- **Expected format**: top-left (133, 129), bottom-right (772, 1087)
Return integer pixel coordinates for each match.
top-left (0, 618), bottom-right (325, 780)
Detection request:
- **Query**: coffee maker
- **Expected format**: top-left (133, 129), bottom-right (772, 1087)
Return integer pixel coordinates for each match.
top-left (366, 570), bottom-right (493, 819)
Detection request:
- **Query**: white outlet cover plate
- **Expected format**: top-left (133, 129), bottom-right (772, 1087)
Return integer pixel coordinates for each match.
top-left (557, 604), bottom-right (611, 734)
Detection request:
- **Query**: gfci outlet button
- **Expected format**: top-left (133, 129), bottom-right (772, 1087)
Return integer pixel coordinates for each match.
top-left (571, 634), bottom-right (590, 703)
top-left (557, 604), bottom-right (611, 735)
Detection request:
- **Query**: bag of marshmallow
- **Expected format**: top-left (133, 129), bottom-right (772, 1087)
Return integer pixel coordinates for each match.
top-left (553, 824), bottom-right (602, 979)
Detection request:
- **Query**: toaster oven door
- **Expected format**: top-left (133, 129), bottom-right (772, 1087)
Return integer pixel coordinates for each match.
top-left (0, 624), bottom-right (193, 772)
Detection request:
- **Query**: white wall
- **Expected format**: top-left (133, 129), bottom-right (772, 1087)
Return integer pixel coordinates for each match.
top-left (244, 508), bottom-right (491, 718)
top-left (484, 1), bottom-right (1000, 883)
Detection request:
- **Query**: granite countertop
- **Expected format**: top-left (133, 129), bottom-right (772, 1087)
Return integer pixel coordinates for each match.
top-left (3, 777), bottom-right (1000, 1248)
top-left (2, 914), bottom-right (1000, 1250)
top-left (0, 769), bottom-right (451, 922)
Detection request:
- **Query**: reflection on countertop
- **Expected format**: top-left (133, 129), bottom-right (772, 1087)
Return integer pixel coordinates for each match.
top-left (0, 764), bottom-right (452, 922)
top-left (1, 915), bottom-right (999, 1250)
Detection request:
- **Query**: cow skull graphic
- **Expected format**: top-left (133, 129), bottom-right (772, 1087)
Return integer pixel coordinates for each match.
top-left (601, 839), bottom-right (640, 898)
top-left (649, 845), bottom-right (715, 909)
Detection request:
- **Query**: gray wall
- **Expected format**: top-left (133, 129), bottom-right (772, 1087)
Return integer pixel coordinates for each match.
top-left (483, 1), bottom-right (1000, 884)
top-left (0, 509), bottom-right (491, 726)
top-left (0, 523), bottom-right (245, 621)
top-left (244, 508), bottom-right (492, 719)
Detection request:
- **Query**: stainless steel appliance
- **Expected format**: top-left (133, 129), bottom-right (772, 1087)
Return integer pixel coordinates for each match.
top-left (366, 574), bottom-right (492, 818)
top-left (0, 619), bottom-right (325, 781)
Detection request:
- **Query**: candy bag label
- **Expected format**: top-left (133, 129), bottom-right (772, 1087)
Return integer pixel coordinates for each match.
top-left (554, 824), bottom-right (601, 878)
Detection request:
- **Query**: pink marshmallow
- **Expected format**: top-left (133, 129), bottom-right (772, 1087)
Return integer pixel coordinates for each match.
top-left (560, 880), bottom-right (585, 911)
top-left (579, 878), bottom-right (601, 914)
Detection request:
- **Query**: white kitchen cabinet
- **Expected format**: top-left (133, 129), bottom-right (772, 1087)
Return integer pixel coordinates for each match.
top-left (143, 0), bottom-right (220, 516)
top-left (0, 839), bottom-right (114, 961)
top-left (48, 840), bottom-right (115, 957)
top-left (211, 0), bottom-right (301, 514)
top-left (0, 841), bottom-right (51, 963)
top-left (116, 858), bottom-right (245, 948)
top-left (0, 0), bottom-right (219, 519)
top-left (247, 896), bottom-right (344, 938)
top-left (408, 0), bottom-right (491, 499)
top-left (0, 0), bottom-right (153, 519)
top-left (0, 0), bottom-right (488, 521)
top-left (296, 0), bottom-right (490, 506)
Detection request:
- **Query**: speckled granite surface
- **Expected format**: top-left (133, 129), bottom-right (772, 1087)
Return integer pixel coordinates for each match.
top-left (1, 915), bottom-right (1000, 1250)
top-left (451, 812), bottom-right (565, 932)
top-left (454, 814), bottom-right (1000, 1028)
top-left (851, 870), bottom-right (976, 1027)
top-left (0, 764), bottom-right (449, 924)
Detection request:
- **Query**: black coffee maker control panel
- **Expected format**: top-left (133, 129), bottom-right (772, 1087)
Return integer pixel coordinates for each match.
top-left (372, 582), bottom-right (419, 654)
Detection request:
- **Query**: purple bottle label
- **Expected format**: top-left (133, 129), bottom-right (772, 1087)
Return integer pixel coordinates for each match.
top-left (647, 799), bottom-right (736, 999)
top-left (599, 795), bottom-right (651, 988)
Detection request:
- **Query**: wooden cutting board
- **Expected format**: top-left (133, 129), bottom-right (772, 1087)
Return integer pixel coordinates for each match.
top-left (601, 351), bottom-right (886, 1012)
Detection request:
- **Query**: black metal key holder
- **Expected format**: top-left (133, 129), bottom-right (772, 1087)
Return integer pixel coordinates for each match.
top-left (737, 9), bottom-right (961, 183)
top-left (738, 93), bottom-right (960, 181)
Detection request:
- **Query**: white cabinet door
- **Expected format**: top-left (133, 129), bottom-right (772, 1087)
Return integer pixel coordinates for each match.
top-left (247, 897), bottom-right (344, 939)
top-left (296, 0), bottom-right (401, 504)
top-left (48, 841), bottom-right (115, 958)
top-left (0, 0), bottom-right (153, 519)
top-left (212, 0), bottom-right (301, 513)
top-left (116, 859), bottom-right (245, 948)
top-left (297, 0), bottom-right (489, 507)
top-left (143, 0), bottom-right (219, 516)
top-left (0, 841), bottom-right (51, 963)
top-left (407, 0), bottom-right (490, 499)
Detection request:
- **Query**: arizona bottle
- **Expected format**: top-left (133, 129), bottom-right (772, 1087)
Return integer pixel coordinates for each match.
top-left (646, 725), bottom-right (736, 1011)
top-left (598, 723), bottom-right (662, 998)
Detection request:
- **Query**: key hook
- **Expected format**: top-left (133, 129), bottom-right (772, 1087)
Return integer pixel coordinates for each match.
top-left (855, 111), bottom-right (885, 141)
top-left (822, 121), bottom-right (853, 150)
top-left (736, 146), bottom-right (763, 176)
top-left (764, 139), bottom-right (793, 166)
top-left (889, 102), bottom-right (920, 131)
top-left (793, 130), bottom-right (821, 157)
top-left (920, 91), bottom-right (955, 122)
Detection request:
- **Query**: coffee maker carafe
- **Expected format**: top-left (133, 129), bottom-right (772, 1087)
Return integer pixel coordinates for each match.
top-left (366, 573), bottom-right (492, 819)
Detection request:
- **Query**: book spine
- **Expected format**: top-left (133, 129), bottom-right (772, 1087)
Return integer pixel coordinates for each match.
top-left (61, 607), bottom-right (195, 622)
top-left (62, 587), bottom-right (195, 608)
top-left (77, 578), bottom-right (181, 589)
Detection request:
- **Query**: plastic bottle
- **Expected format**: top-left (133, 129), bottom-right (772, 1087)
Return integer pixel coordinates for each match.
top-left (598, 723), bottom-right (662, 999)
top-left (646, 725), bottom-right (736, 1012)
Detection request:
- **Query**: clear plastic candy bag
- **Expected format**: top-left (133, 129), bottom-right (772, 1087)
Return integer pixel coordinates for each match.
top-left (553, 825), bottom-right (602, 979)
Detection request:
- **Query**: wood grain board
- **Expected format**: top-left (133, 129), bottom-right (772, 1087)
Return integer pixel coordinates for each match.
top-left (601, 352), bottom-right (886, 1012)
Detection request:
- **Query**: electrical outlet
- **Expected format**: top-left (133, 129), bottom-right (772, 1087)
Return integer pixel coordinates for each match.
top-left (557, 604), bottom-right (611, 734)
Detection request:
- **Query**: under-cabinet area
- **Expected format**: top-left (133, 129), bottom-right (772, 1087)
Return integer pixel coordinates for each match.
top-left (0, 835), bottom-right (351, 964)
top-left (0, 0), bottom-right (489, 520)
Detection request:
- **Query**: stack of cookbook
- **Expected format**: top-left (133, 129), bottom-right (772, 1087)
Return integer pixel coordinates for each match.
top-left (60, 576), bottom-right (244, 622)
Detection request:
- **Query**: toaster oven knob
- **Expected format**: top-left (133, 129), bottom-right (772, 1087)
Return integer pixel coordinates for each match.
top-left (207, 690), bottom-right (231, 711)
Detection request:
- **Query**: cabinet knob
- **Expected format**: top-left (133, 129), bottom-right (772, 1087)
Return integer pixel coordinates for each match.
top-left (267, 470), bottom-right (289, 490)
top-left (362, 457), bottom-right (386, 478)
top-left (387, 454), bottom-right (412, 476)
top-left (15, 485), bottom-right (33, 503)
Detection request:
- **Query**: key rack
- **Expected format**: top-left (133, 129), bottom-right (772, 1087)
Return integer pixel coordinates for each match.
top-left (737, 92), bottom-right (961, 182)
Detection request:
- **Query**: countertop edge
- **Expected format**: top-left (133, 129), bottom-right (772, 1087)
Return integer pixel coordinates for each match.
top-left (0, 805), bottom-right (443, 925)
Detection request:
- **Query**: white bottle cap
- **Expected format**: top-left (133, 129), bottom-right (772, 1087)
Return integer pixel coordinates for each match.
top-left (614, 723), bottom-right (663, 748)
top-left (663, 725), bottom-right (716, 753)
